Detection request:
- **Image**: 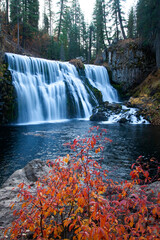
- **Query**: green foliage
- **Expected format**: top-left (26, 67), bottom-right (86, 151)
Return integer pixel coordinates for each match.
top-left (136, 0), bottom-right (160, 67)
top-left (10, 0), bottom-right (39, 47)
top-left (127, 7), bottom-right (136, 39)
top-left (93, 0), bottom-right (105, 54)
top-left (4, 127), bottom-right (160, 239)
top-left (107, 0), bottom-right (126, 41)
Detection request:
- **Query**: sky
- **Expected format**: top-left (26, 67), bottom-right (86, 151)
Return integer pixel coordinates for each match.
top-left (40, 0), bottom-right (138, 27)
top-left (79, 0), bottom-right (138, 23)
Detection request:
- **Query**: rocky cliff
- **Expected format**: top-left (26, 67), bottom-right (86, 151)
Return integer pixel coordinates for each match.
top-left (108, 39), bottom-right (156, 91)
top-left (0, 62), bottom-right (16, 124)
top-left (127, 69), bottom-right (160, 125)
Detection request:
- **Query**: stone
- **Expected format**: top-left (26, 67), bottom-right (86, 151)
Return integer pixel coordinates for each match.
top-left (0, 159), bottom-right (51, 238)
top-left (118, 117), bottom-right (128, 123)
top-left (90, 112), bottom-right (107, 121)
top-left (108, 39), bottom-right (156, 91)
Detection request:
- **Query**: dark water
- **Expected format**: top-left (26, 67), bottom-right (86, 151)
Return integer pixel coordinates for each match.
top-left (0, 120), bottom-right (160, 186)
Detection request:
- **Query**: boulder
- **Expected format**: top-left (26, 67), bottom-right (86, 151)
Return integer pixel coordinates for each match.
top-left (90, 111), bottom-right (107, 121)
top-left (118, 117), bottom-right (128, 123)
top-left (0, 159), bottom-right (51, 238)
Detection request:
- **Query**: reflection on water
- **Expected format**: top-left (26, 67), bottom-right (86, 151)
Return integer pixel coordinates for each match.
top-left (0, 120), bottom-right (160, 186)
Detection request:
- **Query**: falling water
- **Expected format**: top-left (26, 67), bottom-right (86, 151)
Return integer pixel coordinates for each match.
top-left (5, 53), bottom-right (118, 124)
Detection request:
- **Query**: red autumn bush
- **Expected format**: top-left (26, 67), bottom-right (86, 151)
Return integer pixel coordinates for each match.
top-left (4, 127), bottom-right (160, 239)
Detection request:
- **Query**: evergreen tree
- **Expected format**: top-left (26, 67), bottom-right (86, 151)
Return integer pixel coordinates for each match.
top-left (43, 12), bottom-right (49, 34)
top-left (56, 0), bottom-right (68, 42)
top-left (102, 0), bottom-right (111, 45)
top-left (59, 8), bottom-right (71, 59)
top-left (10, 0), bottom-right (39, 47)
top-left (108, 0), bottom-right (126, 41)
top-left (68, 0), bottom-right (81, 59)
top-left (93, 0), bottom-right (105, 54)
top-left (27, 0), bottom-right (39, 32)
top-left (5, 0), bottom-right (9, 26)
top-left (137, 0), bottom-right (160, 68)
top-left (45, 0), bottom-right (53, 35)
top-left (10, 0), bottom-right (22, 46)
top-left (127, 7), bottom-right (136, 38)
top-left (88, 24), bottom-right (94, 62)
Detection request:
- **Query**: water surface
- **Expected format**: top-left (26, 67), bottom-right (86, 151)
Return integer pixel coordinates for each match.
top-left (0, 120), bottom-right (160, 186)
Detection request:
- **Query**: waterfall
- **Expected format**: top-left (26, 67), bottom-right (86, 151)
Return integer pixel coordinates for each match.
top-left (85, 65), bottom-right (119, 103)
top-left (5, 53), bottom-right (118, 124)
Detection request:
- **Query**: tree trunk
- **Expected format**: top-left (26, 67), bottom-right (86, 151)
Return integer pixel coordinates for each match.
top-left (155, 31), bottom-right (160, 68)
top-left (5, 0), bottom-right (9, 26)
top-left (48, 0), bottom-right (52, 35)
top-left (102, 0), bottom-right (111, 45)
top-left (117, 0), bottom-right (126, 39)
top-left (57, 0), bottom-right (64, 42)
top-left (88, 27), bottom-right (92, 63)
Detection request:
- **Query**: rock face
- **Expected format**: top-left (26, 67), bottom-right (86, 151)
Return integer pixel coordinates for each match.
top-left (128, 69), bottom-right (160, 125)
top-left (0, 159), bottom-right (50, 238)
top-left (108, 39), bottom-right (156, 91)
top-left (0, 62), bottom-right (16, 124)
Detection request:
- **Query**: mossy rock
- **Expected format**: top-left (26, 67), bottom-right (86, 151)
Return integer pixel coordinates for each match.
top-left (83, 78), bottom-right (103, 105)
top-left (0, 62), bottom-right (17, 124)
top-left (69, 59), bottom-right (85, 70)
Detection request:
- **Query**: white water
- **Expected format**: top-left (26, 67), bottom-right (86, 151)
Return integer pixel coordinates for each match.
top-left (101, 106), bottom-right (149, 125)
top-left (5, 53), bottom-right (118, 124)
top-left (85, 65), bottom-right (119, 102)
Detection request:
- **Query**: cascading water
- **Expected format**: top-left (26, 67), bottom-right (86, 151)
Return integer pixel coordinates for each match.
top-left (5, 53), bottom-right (118, 124)
top-left (85, 65), bottom-right (119, 103)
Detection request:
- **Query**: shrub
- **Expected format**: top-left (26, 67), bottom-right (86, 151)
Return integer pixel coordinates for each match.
top-left (4, 127), bottom-right (160, 239)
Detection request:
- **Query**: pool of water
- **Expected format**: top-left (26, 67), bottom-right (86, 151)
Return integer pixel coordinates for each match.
top-left (0, 120), bottom-right (160, 186)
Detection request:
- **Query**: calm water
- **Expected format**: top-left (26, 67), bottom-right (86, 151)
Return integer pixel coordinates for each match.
top-left (0, 120), bottom-right (160, 186)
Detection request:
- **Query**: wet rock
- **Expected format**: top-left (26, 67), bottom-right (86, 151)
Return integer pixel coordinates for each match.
top-left (90, 101), bottom-right (148, 124)
top-left (118, 117), bottom-right (128, 123)
top-left (0, 159), bottom-right (51, 238)
top-left (90, 112), bottom-right (107, 121)
top-left (90, 101), bottom-right (123, 121)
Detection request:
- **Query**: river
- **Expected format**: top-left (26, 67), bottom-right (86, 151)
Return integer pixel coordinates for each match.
top-left (0, 120), bottom-right (160, 186)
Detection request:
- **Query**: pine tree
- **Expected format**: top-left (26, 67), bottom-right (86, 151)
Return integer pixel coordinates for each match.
top-left (56, 0), bottom-right (68, 42)
top-left (102, 0), bottom-right (111, 45)
top-left (43, 12), bottom-right (49, 34)
top-left (93, 0), bottom-right (105, 54)
top-left (5, 0), bottom-right (9, 26)
top-left (10, 0), bottom-right (22, 47)
top-left (108, 0), bottom-right (126, 41)
top-left (10, 0), bottom-right (39, 48)
top-left (137, 0), bottom-right (160, 68)
top-left (127, 7), bottom-right (136, 38)
top-left (88, 24), bottom-right (94, 62)
top-left (45, 0), bottom-right (53, 35)
top-left (68, 0), bottom-right (81, 59)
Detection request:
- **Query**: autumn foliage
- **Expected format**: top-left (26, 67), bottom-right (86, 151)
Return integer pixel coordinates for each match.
top-left (4, 127), bottom-right (160, 239)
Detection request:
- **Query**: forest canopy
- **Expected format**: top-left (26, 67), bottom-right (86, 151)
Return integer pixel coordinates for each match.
top-left (0, 0), bottom-right (159, 67)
